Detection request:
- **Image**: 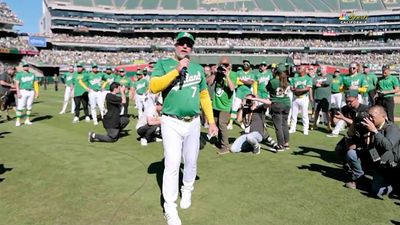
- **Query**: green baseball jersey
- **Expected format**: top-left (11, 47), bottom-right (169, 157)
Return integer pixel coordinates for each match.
top-left (266, 77), bottom-right (291, 107)
top-left (342, 73), bottom-right (368, 93)
top-left (331, 75), bottom-right (343, 93)
top-left (103, 73), bottom-right (117, 91)
top-left (236, 70), bottom-right (256, 99)
top-left (87, 72), bottom-right (104, 91)
top-left (256, 70), bottom-right (273, 99)
top-left (377, 75), bottom-right (400, 98)
top-left (290, 75), bottom-right (312, 97)
top-left (213, 71), bottom-right (237, 112)
top-left (133, 78), bottom-right (149, 95)
top-left (63, 72), bottom-right (74, 87)
top-left (365, 72), bottom-right (378, 92)
top-left (115, 76), bottom-right (133, 96)
top-left (313, 74), bottom-right (332, 100)
top-left (15, 71), bottom-right (37, 90)
top-left (72, 72), bottom-right (89, 97)
top-left (152, 58), bottom-right (207, 117)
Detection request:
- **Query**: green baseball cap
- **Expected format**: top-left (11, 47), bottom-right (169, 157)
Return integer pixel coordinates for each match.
top-left (243, 59), bottom-right (250, 64)
top-left (119, 68), bottom-right (125, 72)
top-left (106, 66), bottom-right (112, 70)
top-left (22, 62), bottom-right (29, 67)
top-left (363, 63), bottom-right (370, 68)
top-left (345, 90), bottom-right (358, 98)
top-left (260, 61), bottom-right (267, 65)
top-left (382, 64), bottom-right (389, 70)
top-left (175, 32), bottom-right (195, 44)
top-left (92, 64), bottom-right (98, 68)
top-left (136, 70), bottom-right (143, 75)
top-left (316, 67), bottom-right (321, 73)
top-left (76, 63), bottom-right (84, 68)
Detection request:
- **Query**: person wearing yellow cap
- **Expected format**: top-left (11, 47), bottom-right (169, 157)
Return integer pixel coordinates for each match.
top-left (14, 63), bottom-right (39, 126)
top-left (149, 32), bottom-right (218, 225)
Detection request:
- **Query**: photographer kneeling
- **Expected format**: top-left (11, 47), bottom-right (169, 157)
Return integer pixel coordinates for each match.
top-left (361, 105), bottom-right (400, 197)
top-left (333, 90), bottom-right (370, 189)
top-left (230, 94), bottom-right (278, 154)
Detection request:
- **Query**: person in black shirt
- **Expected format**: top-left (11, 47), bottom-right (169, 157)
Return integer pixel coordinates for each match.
top-left (88, 82), bottom-right (130, 142)
top-left (0, 66), bottom-right (17, 120)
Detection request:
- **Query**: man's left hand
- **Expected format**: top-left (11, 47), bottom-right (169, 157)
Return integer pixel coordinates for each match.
top-left (361, 117), bottom-right (377, 133)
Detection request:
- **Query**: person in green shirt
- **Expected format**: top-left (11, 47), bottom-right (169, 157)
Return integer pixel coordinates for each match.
top-left (227, 59), bottom-right (256, 130)
top-left (101, 66), bottom-right (117, 108)
top-left (255, 61), bottom-right (273, 99)
top-left (266, 69), bottom-right (291, 150)
top-left (342, 62), bottom-right (368, 104)
top-left (59, 65), bottom-right (75, 114)
top-left (72, 64), bottom-right (90, 123)
top-left (375, 65), bottom-right (399, 122)
top-left (87, 64), bottom-right (106, 125)
top-left (330, 68), bottom-right (343, 109)
top-left (14, 63), bottom-right (39, 126)
top-left (132, 70), bottom-right (149, 118)
top-left (362, 63), bottom-right (378, 106)
top-left (211, 56), bottom-right (237, 154)
top-left (115, 68), bottom-right (134, 116)
top-left (311, 67), bottom-right (332, 131)
top-left (149, 32), bottom-right (218, 225)
top-left (289, 66), bottom-right (312, 135)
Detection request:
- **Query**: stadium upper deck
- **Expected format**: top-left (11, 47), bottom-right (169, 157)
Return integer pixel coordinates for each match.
top-left (42, 0), bottom-right (400, 35)
top-left (0, 1), bottom-right (23, 33)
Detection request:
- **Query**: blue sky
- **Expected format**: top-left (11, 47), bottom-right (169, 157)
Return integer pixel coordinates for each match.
top-left (4, 0), bottom-right (42, 34)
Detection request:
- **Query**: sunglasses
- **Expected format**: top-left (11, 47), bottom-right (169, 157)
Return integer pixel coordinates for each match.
top-left (176, 41), bottom-right (193, 48)
top-left (350, 67), bottom-right (357, 70)
top-left (221, 63), bottom-right (230, 67)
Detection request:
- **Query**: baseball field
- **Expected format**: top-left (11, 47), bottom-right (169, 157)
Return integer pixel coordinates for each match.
top-left (1, 86), bottom-right (399, 225)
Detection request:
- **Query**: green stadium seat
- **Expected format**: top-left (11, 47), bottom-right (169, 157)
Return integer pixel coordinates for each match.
top-left (383, 0), bottom-right (400, 8)
top-left (319, 0), bottom-right (340, 11)
top-left (180, 0), bottom-right (198, 10)
top-left (113, 0), bottom-right (125, 7)
top-left (361, 0), bottom-right (385, 11)
top-left (291, 0), bottom-right (315, 11)
top-left (95, 0), bottom-right (113, 6)
top-left (125, 0), bottom-right (140, 9)
top-left (340, 0), bottom-right (362, 10)
top-left (310, 0), bottom-right (334, 12)
top-left (255, 0), bottom-right (278, 11)
top-left (275, 0), bottom-right (296, 11)
top-left (73, 0), bottom-right (93, 7)
top-left (161, 0), bottom-right (178, 10)
top-left (141, 0), bottom-right (159, 9)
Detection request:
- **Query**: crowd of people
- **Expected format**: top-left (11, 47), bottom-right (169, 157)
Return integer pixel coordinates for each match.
top-left (0, 37), bottom-right (37, 51)
top-left (50, 33), bottom-right (400, 49)
top-left (2, 32), bottom-right (400, 225)
top-left (0, 2), bottom-right (22, 24)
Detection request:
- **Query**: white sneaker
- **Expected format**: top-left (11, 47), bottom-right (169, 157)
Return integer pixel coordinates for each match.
top-left (326, 133), bottom-right (339, 138)
top-left (15, 121), bottom-right (21, 127)
top-left (303, 130), bottom-right (309, 135)
top-left (180, 190), bottom-right (192, 209)
top-left (72, 117), bottom-right (79, 123)
top-left (25, 120), bottom-right (32, 125)
top-left (156, 138), bottom-right (163, 142)
top-left (289, 129), bottom-right (296, 134)
top-left (59, 111), bottom-right (65, 114)
top-left (164, 209), bottom-right (182, 225)
top-left (227, 123), bottom-right (233, 130)
top-left (140, 138), bottom-right (148, 146)
top-left (85, 116), bottom-right (91, 122)
top-left (93, 121), bottom-right (98, 126)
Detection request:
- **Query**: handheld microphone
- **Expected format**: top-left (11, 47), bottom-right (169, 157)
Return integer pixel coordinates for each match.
top-left (179, 55), bottom-right (190, 90)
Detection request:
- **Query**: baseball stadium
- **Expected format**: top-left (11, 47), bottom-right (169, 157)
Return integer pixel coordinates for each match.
top-left (1, 0), bottom-right (400, 225)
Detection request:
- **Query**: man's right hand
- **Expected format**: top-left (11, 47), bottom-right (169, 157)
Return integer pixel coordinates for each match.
top-left (177, 57), bottom-right (190, 72)
top-left (120, 85), bottom-right (126, 93)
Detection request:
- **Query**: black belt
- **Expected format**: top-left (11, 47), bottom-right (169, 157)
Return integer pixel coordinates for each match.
top-left (22, 89), bottom-right (33, 91)
top-left (163, 113), bottom-right (199, 122)
top-left (331, 92), bottom-right (340, 94)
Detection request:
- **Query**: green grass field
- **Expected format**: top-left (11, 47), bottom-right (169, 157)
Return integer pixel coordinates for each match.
top-left (1, 86), bottom-right (399, 225)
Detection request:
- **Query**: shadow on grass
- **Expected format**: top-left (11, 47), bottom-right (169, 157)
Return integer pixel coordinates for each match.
top-left (0, 131), bottom-right (11, 138)
top-left (298, 163), bottom-right (347, 183)
top-left (147, 159), bottom-right (200, 210)
top-left (391, 220), bottom-right (400, 225)
top-left (293, 146), bottom-right (340, 165)
top-left (0, 164), bottom-right (13, 183)
top-left (31, 115), bottom-right (53, 122)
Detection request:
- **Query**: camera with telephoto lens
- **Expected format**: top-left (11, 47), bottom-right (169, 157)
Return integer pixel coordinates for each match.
top-left (243, 94), bottom-right (256, 109)
top-left (216, 65), bottom-right (226, 78)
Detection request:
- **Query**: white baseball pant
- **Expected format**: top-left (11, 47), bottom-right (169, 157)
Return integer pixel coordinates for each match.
top-left (161, 115), bottom-right (200, 211)
top-left (60, 86), bottom-right (75, 113)
top-left (287, 90), bottom-right (293, 125)
top-left (290, 96), bottom-right (309, 132)
top-left (135, 94), bottom-right (146, 118)
top-left (330, 93), bottom-right (343, 109)
top-left (89, 90), bottom-right (105, 123)
top-left (17, 90), bottom-right (34, 111)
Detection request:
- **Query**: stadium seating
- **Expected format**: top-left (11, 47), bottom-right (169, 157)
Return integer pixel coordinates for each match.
top-left (340, 0), bottom-right (362, 10)
top-left (113, 0), bottom-right (125, 7)
top-left (73, 0), bottom-right (93, 7)
top-left (125, 0), bottom-right (140, 9)
top-left (95, 0), bottom-right (113, 7)
top-left (291, 0), bottom-right (316, 11)
top-left (180, 0), bottom-right (198, 10)
top-left (161, 0), bottom-right (178, 10)
top-left (311, 0), bottom-right (334, 12)
top-left (383, 0), bottom-right (400, 8)
top-left (319, 0), bottom-right (340, 11)
top-left (275, 0), bottom-right (296, 11)
top-left (361, 0), bottom-right (385, 11)
top-left (142, 0), bottom-right (159, 9)
top-left (255, 0), bottom-right (277, 11)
